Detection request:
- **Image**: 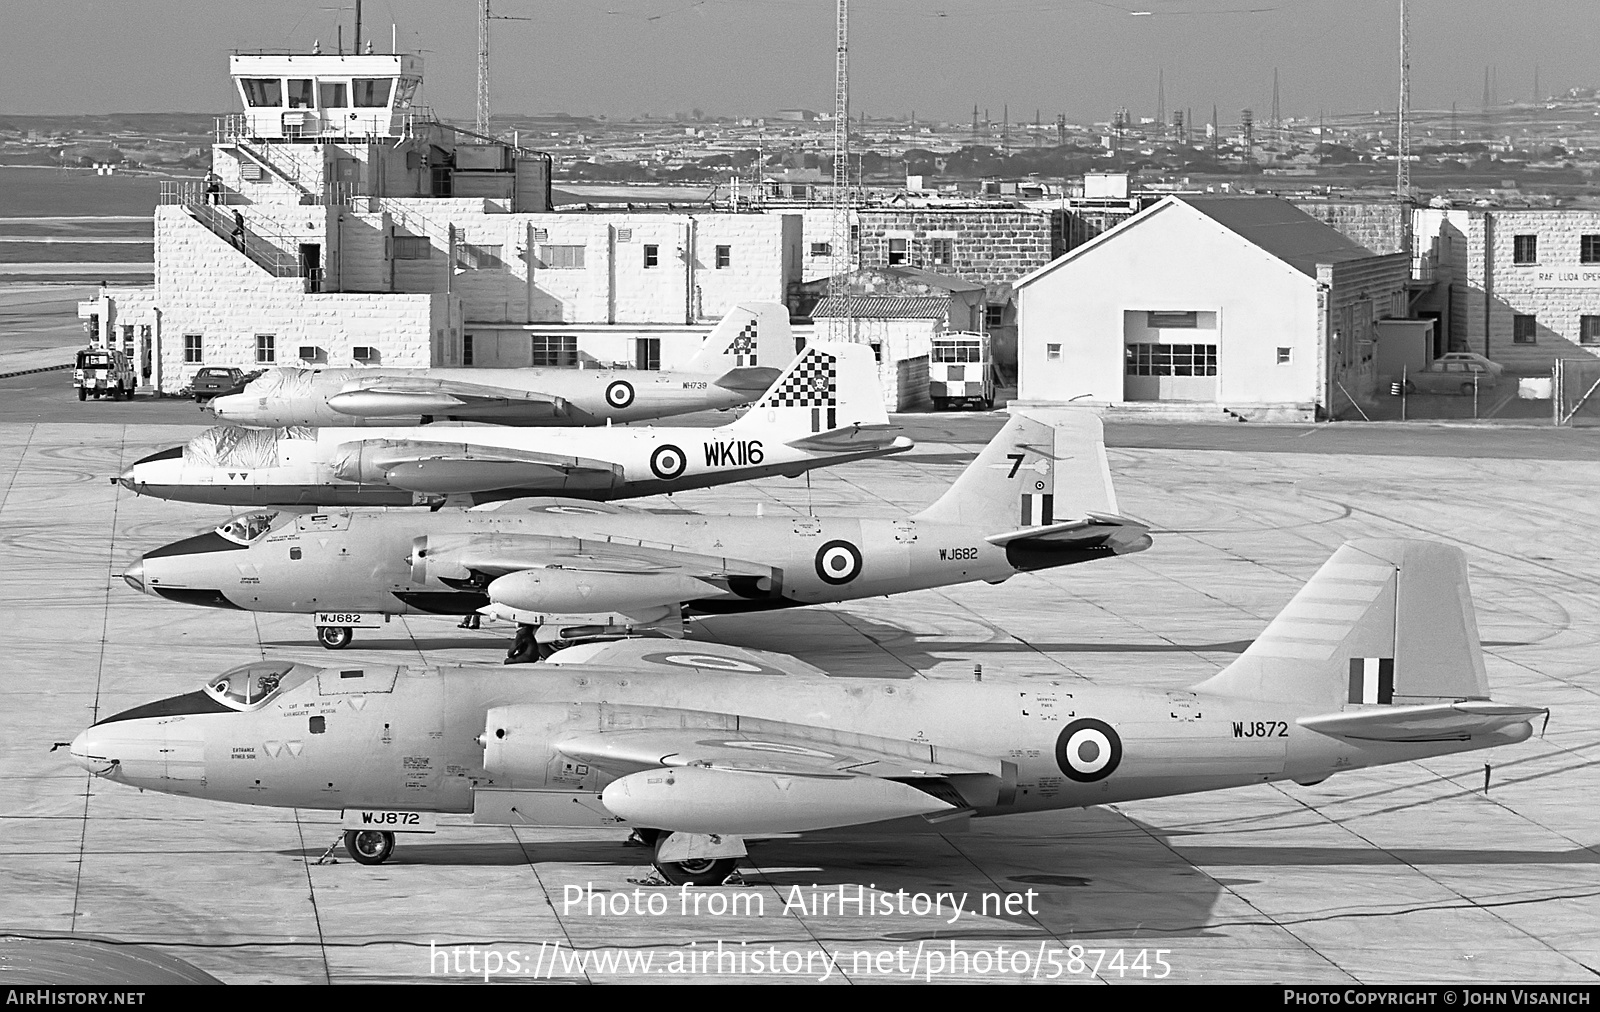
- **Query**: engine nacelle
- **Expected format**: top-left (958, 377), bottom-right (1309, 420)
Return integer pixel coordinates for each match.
top-left (599, 766), bottom-right (955, 835)
top-left (333, 439), bottom-right (468, 484)
top-left (488, 567), bottom-right (716, 614)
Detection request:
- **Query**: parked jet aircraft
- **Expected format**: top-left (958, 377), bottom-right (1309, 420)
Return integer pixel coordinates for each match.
top-left (207, 303), bottom-right (795, 428)
top-left (117, 342), bottom-right (908, 509)
top-left (122, 410), bottom-right (1151, 652)
top-left (72, 540), bottom-right (1546, 885)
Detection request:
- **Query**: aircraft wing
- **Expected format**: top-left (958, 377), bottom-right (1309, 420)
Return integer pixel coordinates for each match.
top-left (984, 512), bottom-right (1152, 550)
top-left (557, 720), bottom-right (1004, 782)
top-left (328, 376), bottom-right (566, 418)
top-left (785, 424), bottom-right (908, 453)
top-left (544, 638), bottom-right (829, 677)
top-left (1299, 701), bottom-right (1548, 743)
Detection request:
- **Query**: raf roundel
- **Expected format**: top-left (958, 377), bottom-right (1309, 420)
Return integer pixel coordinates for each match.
top-left (1055, 718), bottom-right (1122, 783)
top-left (605, 380), bottom-right (635, 409)
top-left (649, 443), bottom-right (687, 480)
top-left (814, 539), bottom-right (863, 585)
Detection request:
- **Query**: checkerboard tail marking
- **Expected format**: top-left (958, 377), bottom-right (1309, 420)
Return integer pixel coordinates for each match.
top-left (724, 320), bottom-right (758, 367)
top-left (760, 349), bottom-right (838, 432)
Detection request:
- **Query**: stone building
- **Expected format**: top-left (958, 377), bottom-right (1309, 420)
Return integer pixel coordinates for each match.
top-left (1014, 195), bottom-right (1412, 421)
top-left (79, 49), bottom-right (801, 393)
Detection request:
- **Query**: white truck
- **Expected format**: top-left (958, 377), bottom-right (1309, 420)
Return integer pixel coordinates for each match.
top-left (928, 332), bottom-right (995, 410)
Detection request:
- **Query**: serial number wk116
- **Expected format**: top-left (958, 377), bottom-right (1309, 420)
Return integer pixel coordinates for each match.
top-left (702, 440), bottom-right (763, 467)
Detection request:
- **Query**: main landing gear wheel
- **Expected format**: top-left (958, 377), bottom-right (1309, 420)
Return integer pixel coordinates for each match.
top-left (317, 626), bottom-right (353, 649)
top-left (343, 830), bottom-right (395, 865)
top-left (651, 838), bottom-right (737, 887)
top-left (77, 388), bottom-right (86, 401)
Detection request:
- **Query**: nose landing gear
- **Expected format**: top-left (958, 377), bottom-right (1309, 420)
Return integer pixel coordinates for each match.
top-left (317, 626), bottom-right (353, 649)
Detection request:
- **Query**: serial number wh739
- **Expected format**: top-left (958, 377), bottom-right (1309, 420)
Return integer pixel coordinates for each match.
top-left (1234, 721), bottom-right (1289, 738)
top-left (703, 439), bottom-right (764, 467)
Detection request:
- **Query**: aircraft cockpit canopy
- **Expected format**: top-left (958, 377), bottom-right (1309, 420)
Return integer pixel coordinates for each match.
top-left (214, 511), bottom-right (282, 545)
top-left (205, 661), bottom-right (310, 710)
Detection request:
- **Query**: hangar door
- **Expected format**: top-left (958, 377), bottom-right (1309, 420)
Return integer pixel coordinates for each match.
top-left (1123, 310), bottom-right (1219, 401)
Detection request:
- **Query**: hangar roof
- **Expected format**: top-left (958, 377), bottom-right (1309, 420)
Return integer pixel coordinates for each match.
top-left (1014, 194), bottom-right (1380, 290)
top-left (810, 295), bottom-right (950, 319)
top-left (1183, 196), bottom-right (1376, 277)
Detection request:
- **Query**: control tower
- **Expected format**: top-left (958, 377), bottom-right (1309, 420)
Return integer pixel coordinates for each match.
top-left (213, 49), bottom-right (550, 208)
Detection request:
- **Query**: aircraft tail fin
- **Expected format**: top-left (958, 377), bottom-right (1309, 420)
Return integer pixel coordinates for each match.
top-left (727, 341), bottom-right (887, 439)
top-left (1195, 540), bottom-right (1492, 709)
top-left (913, 409), bottom-right (1122, 528)
top-left (684, 303), bottom-right (794, 390)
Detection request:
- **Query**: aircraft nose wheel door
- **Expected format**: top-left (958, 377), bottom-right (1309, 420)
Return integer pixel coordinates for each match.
top-left (344, 830), bottom-right (395, 865)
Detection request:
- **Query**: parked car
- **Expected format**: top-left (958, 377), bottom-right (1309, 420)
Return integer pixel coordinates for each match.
top-left (190, 367), bottom-right (262, 402)
top-left (1403, 354), bottom-right (1503, 395)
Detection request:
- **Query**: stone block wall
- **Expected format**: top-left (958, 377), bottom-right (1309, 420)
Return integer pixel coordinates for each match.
top-left (855, 209), bottom-right (1062, 289)
top-left (1292, 201), bottom-right (1406, 255)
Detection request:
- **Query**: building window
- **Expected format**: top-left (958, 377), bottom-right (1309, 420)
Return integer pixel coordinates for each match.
top-left (616, 228), bottom-right (632, 243)
top-left (985, 303), bottom-right (1005, 328)
top-left (286, 79), bottom-right (314, 109)
top-left (715, 245), bottom-right (731, 269)
top-left (455, 243), bottom-right (504, 271)
top-left (1276, 347), bottom-right (1292, 364)
top-left (1513, 234), bottom-right (1538, 264)
top-left (1046, 344), bottom-right (1062, 361)
top-left (644, 244), bottom-right (659, 268)
top-left (1147, 310), bottom-right (1199, 328)
top-left (255, 334), bottom-right (276, 364)
top-left (319, 82), bottom-right (347, 108)
top-left (240, 79), bottom-right (282, 108)
top-left (462, 334), bottom-right (474, 366)
top-left (635, 337), bottom-right (661, 371)
top-left (1582, 235), bottom-right (1600, 265)
top-left (809, 241), bottom-right (832, 257)
top-left (538, 245), bottom-right (586, 269)
top-left (887, 238), bottom-right (908, 266)
top-left (352, 78), bottom-right (392, 108)
top-left (1125, 343), bottom-right (1219, 377)
top-left (184, 333), bottom-right (203, 364)
top-left (1581, 317), bottom-right (1600, 345)
top-left (1513, 314), bottom-right (1537, 344)
top-left (392, 236), bottom-right (431, 259)
top-left (530, 335), bottom-right (577, 367)
top-left (926, 238), bottom-right (954, 267)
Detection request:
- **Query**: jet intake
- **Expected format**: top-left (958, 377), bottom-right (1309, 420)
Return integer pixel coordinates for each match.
top-left (488, 568), bottom-right (715, 615)
top-left (599, 766), bottom-right (956, 835)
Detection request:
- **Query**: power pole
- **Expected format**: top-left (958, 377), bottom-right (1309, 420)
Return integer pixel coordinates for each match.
top-left (828, 0), bottom-right (852, 336)
top-left (1398, 0), bottom-right (1412, 252)
top-left (1271, 68), bottom-right (1281, 133)
top-left (1156, 69), bottom-right (1165, 137)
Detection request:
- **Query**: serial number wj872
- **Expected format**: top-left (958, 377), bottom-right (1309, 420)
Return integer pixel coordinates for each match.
top-left (1234, 720), bottom-right (1289, 738)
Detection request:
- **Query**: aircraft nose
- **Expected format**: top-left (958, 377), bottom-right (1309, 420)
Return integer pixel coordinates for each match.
top-left (123, 557), bottom-right (145, 593)
top-left (208, 394), bottom-right (236, 420)
top-left (69, 727), bottom-right (119, 776)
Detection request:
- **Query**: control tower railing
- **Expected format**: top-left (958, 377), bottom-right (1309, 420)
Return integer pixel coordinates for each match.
top-left (160, 181), bottom-right (307, 281)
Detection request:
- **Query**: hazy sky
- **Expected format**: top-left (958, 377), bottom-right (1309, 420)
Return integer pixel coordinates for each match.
top-left (1, 0), bottom-right (1594, 124)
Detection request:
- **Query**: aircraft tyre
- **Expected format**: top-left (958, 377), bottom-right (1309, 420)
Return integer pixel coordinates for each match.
top-left (651, 840), bottom-right (736, 887)
top-left (505, 624), bottom-right (539, 664)
top-left (317, 626), bottom-right (354, 649)
top-left (344, 830), bottom-right (395, 865)
top-left (932, 397), bottom-right (949, 411)
top-left (77, 388), bottom-right (86, 402)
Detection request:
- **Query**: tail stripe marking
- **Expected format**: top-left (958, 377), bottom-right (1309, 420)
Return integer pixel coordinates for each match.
top-left (1020, 493), bottom-right (1054, 526)
top-left (1347, 657), bottom-right (1396, 704)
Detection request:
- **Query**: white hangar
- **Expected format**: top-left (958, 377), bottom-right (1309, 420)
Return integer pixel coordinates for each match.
top-left (1014, 195), bottom-right (1414, 421)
